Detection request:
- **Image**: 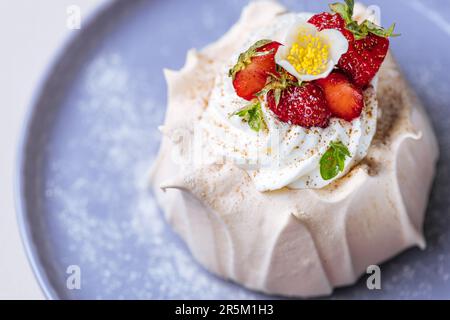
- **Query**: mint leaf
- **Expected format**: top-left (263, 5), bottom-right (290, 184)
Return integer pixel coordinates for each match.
top-left (320, 148), bottom-right (340, 180)
top-left (320, 141), bottom-right (351, 181)
top-left (231, 101), bottom-right (266, 132)
top-left (331, 141), bottom-right (351, 157)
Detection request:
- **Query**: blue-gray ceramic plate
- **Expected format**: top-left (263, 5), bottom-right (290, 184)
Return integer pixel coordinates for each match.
top-left (16, 0), bottom-right (450, 299)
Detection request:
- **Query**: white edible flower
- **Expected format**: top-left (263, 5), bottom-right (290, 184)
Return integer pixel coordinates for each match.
top-left (275, 21), bottom-right (349, 82)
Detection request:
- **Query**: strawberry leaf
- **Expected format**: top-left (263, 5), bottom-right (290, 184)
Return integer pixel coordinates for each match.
top-left (365, 21), bottom-right (400, 38)
top-left (329, 0), bottom-right (353, 24)
top-left (345, 0), bottom-right (355, 16)
top-left (320, 141), bottom-right (351, 180)
top-left (330, 0), bottom-right (399, 39)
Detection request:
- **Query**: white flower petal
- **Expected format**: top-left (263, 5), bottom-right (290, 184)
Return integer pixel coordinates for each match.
top-left (275, 21), bottom-right (319, 79)
top-left (275, 19), bottom-right (349, 82)
top-left (318, 29), bottom-right (349, 63)
top-left (284, 22), bottom-right (319, 45)
top-left (276, 60), bottom-right (304, 81)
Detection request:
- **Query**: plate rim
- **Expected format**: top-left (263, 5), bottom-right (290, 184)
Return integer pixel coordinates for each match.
top-left (13, 0), bottom-right (118, 300)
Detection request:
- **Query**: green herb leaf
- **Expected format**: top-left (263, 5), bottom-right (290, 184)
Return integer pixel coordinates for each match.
top-left (320, 141), bottom-right (351, 181)
top-left (228, 40), bottom-right (273, 80)
top-left (230, 101), bottom-right (266, 132)
top-left (330, 0), bottom-right (399, 40)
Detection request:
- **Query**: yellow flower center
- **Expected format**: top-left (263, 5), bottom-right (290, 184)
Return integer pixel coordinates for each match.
top-left (287, 30), bottom-right (330, 76)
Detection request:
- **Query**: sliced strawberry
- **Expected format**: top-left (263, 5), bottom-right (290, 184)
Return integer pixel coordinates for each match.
top-left (338, 34), bottom-right (389, 87)
top-left (267, 84), bottom-right (331, 128)
top-left (315, 71), bottom-right (364, 122)
top-left (230, 41), bottom-right (282, 101)
top-left (232, 63), bottom-right (270, 101)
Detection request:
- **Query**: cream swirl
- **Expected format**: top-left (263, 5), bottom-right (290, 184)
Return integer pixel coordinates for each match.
top-left (199, 12), bottom-right (378, 192)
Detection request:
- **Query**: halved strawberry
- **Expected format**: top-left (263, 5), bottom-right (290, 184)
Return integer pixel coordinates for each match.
top-left (267, 83), bottom-right (331, 128)
top-left (309, 1), bottom-right (397, 88)
top-left (315, 71), bottom-right (363, 122)
top-left (338, 34), bottom-right (389, 87)
top-left (229, 40), bottom-right (282, 101)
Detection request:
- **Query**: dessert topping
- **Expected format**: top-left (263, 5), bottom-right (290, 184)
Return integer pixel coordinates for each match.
top-left (229, 40), bottom-right (282, 101)
top-left (320, 141), bottom-right (351, 180)
top-left (229, 0), bottom-right (397, 129)
top-left (257, 67), bottom-right (299, 107)
top-left (267, 83), bottom-right (331, 128)
top-left (337, 31), bottom-right (390, 87)
top-left (309, 0), bottom-right (398, 87)
top-left (308, 12), bottom-right (354, 42)
top-left (315, 71), bottom-right (364, 121)
top-left (275, 21), bottom-right (348, 82)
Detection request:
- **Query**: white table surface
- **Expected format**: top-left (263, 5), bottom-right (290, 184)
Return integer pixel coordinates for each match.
top-left (0, 0), bottom-right (108, 300)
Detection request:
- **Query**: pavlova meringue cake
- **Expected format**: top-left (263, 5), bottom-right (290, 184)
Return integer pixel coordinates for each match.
top-left (151, 0), bottom-right (439, 297)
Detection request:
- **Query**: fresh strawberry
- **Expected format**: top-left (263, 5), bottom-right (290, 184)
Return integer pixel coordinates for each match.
top-left (338, 35), bottom-right (389, 87)
top-left (315, 71), bottom-right (364, 121)
top-left (267, 84), bottom-right (331, 128)
top-left (229, 40), bottom-right (282, 101)
top-left (309, 1), bottom-right (397, 87)
top-left (308, 12), bottom-right (354, 42)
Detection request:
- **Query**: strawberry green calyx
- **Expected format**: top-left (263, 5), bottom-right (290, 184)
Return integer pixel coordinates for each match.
top-left (348, 20), bottom-right (398, 40)
top-left (329, 0), bottom-right (355, 25)
top-left (330, 0), bottom-right (400, 40)
top-left (228, 40), bottom-right (274, 80)
top-left (256, 68), bottom-right (300, 107)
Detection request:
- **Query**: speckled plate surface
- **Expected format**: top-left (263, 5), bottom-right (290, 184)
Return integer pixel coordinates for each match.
top-left (16, 0), bottom-right (450, 299)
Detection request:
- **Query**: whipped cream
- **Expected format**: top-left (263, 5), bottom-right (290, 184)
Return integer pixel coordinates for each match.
top-left (199, 13), bottom-right (378, 191)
